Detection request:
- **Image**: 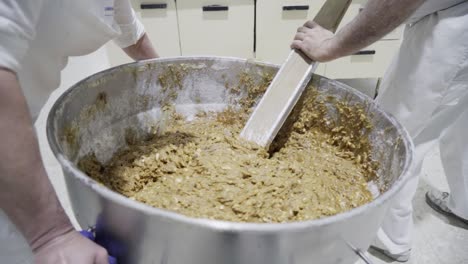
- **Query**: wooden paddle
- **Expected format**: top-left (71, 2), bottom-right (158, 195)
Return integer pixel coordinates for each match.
top-left (240, 0), bottom-right (352, 147)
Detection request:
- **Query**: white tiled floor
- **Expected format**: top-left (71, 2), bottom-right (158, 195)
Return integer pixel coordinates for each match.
top-left (34, 55), bottom-right (468, 263)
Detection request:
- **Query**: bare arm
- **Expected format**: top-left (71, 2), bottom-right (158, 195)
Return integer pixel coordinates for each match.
top-left (292, 0), bottom-right (426, 62)
top-left (113, 0), bottom-right (158, 61)
top-left (0, 68), bottom-right (108, 263)
top-left (122, 33), bottom-right (159, 61)
top-left (0, 68), bottom-right (70, 248)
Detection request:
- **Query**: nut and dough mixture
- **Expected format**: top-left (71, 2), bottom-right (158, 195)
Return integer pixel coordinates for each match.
top-left (79, 86), bottom-right (377, 223)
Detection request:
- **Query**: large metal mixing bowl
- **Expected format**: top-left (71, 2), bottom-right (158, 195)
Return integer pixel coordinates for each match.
top-left (47, 57), bottom-right (413, 264)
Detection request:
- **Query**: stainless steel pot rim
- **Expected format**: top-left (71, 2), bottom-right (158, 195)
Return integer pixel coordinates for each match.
top-left (47, 56), bottom-right (414, 232)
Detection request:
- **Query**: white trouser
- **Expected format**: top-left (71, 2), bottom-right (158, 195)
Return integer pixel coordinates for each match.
top-left (373, 2), bottom-right (468, 254)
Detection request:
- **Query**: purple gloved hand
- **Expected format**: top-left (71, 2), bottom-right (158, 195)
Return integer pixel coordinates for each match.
top-left (80, 230), bottom-right (118, 264)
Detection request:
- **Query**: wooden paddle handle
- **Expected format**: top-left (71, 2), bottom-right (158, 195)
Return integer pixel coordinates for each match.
top-left (314, 0), bottom-right (352, 33)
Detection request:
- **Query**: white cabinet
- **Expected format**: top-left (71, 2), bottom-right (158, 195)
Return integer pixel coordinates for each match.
top-left (103, 0), bottom-right (403, 79)
top-left (106, 0), bottom-right (181, 66)
top-left (325, 40), bottom-right (400, 79)
top-left (176, 0), bottom-right (255, 58)
top-left (137, 1), bottom-right (181, 56)
top-left (322, 0), bottom-right (403, 79)
top-left (256, 0), bottom-right (326, 74)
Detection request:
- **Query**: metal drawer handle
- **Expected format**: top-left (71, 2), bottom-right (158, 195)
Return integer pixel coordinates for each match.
top-left (283, 5), bottom-right (310, 11)
top-left (203, 5), bottom-right (229, 12)
top-left (354, 50), bottom-right (376, 55)
top-left (141, 3), bottom-right (167, 9)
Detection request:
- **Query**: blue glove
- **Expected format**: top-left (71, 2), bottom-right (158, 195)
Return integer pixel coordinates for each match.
top-left (80, 230), bottom-right (118, 264)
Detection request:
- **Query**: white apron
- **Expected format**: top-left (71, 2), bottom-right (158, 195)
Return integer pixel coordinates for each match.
top-left (0, 0), bottom-right (143, 263)
top-left (373, 1), bottom-right (468, 254)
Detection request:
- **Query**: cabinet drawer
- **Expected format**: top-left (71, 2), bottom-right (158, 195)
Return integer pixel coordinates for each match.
top-left (256, 0), bottom-right (326, 75)
top-left (176, 0), bottom-right (255, 58)
top-left (106, 0), bottom-right (181, 66)
top-left (324, 40), bottom-right (401, 79)
top-left (137, 0), bottom-right (181, 56)
top-left (337, 0), bottom-right (403, 40)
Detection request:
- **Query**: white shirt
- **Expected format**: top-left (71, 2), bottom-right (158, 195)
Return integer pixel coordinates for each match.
top-left (409, 0), bottom-right (468, 23)
top-left (0, 0), bottom-right (145, 118)
top-left (0, 1), bottom-right (145, 262)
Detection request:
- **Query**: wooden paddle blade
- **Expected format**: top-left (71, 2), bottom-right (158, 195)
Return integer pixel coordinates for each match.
top-left (240, 0), bottom-right (351, 147)
top-left (240, 52), bottom-right (318, 147)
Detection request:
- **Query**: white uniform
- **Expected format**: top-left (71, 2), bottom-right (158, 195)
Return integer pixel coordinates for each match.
top-left (0, 0), bottom-right (145, 263)
top-left (374, 0), bottom-right (468, 254)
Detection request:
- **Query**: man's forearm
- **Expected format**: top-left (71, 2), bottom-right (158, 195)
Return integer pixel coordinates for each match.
top-left (0, 69), bottom-right (73, 251)
top-left (328, 0), bottom-right (426, 58)
top-left (123, 33), bottom-right (159, 61)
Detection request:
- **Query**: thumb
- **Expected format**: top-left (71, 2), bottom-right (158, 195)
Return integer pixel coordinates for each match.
top-left (304, 20), bottom-right (319, 29)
